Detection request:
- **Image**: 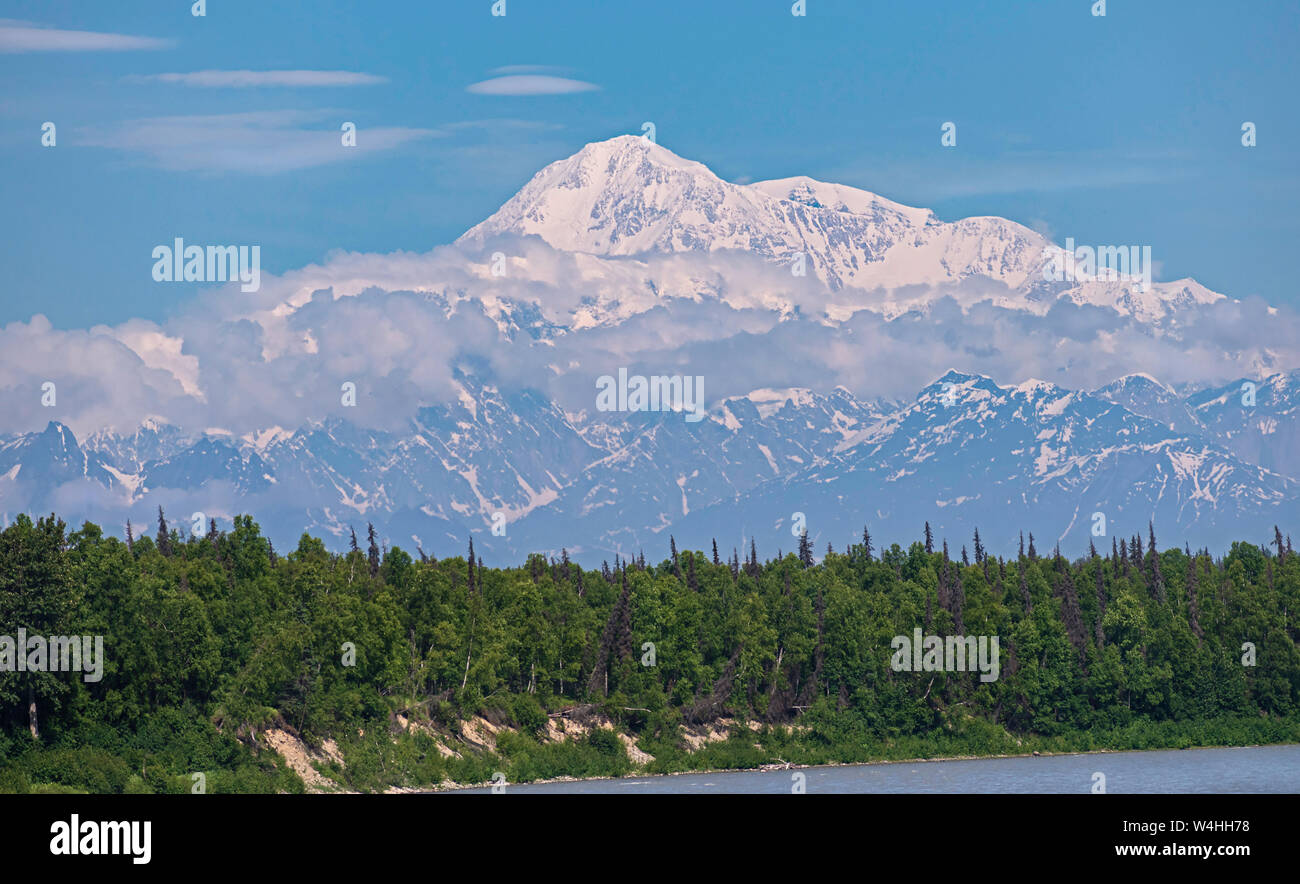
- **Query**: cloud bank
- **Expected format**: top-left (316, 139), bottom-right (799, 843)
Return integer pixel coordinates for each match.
top-left (2, 238), bottom-right (1296, 440)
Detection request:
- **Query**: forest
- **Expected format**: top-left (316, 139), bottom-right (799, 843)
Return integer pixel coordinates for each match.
top-left (1, 510), bottom-right (1298, 793)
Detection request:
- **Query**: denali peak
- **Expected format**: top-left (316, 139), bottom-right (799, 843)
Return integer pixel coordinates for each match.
top-left (457, 135), bottom-right (1226, 324)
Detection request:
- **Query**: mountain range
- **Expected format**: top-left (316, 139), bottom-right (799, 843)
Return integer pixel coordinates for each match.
top-left (2, 136), bottom-right (1296, 562)
top-left (2, 367), bottom-right (1297, 563)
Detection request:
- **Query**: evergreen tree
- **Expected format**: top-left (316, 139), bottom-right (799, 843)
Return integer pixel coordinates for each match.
top-left (156, 507), bottom-right (172, 557)
top-left (1147, 522), bottom-right (1165, 602)
top-left (1093, 547), bottom-right (1106, 647)
top-left (1055, 568), bottom-right (1087, 658)
top-left (797, 529), bottom-right (814, 568)
top-left (367, 523), bottom-right (381, 577)
top-left (1187, 556), bottom-right (1203, 642)
top-left (952, 570), bottom-right (966, 634)
top-left (0, 510), bottom-right (1296, 791)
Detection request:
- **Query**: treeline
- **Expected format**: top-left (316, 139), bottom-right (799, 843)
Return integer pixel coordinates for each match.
top-left (1, 512), bottom-right (1298, 792)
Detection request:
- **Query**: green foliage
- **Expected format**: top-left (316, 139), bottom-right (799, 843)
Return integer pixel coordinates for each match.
top-left (1, 514), bottom-right (1298, 791)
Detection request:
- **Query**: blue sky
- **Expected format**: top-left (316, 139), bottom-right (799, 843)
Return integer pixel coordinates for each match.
top-left (2, 0), bottom-right (1297, 328)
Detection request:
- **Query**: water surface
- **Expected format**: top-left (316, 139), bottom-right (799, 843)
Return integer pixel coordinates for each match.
top-left (454, 744), bottom-right (1300, 793)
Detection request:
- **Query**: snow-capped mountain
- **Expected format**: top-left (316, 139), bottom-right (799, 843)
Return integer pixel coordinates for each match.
top-left (1188, 371), bottom-right (1300, 481)
top-left (1095, 373), bottom-right (1204, 435)
top-left (670, 372), bottom-right (1298, 558)
top-left (459, 135), bottom-right (1225, 326)
top-left (2, 369), bottom-right (1297, 561)
top-left (2, 136), bottom-right (1295, 560)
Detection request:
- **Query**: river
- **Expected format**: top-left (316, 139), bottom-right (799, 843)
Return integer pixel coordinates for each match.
top-left (452, 744), bottom-right (1300, 793)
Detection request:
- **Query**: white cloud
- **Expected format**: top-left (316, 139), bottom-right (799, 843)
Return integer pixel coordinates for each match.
top-left (489, 65), bottom-right (571, 75)
top-left (79, 110), bottom-right (439, 174)
top-left (0, 20), bottom-right (172, 52)
top-left (98, 320), bottom-right (203, 399)
top-left (3, 238), bottom-right (1297, 441)
top-left (467, 75), bottom-right (599, 96)
top-left (130, 70), bottom-right (388, 87)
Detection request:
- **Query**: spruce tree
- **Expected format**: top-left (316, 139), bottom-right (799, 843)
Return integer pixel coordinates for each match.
top-left (1094, 547), bottom-right (1107, 647)
top-left (367, 523), bottom-right (381, 577)
top-left (156, 507), bottom-right (172, 557)
top-left (1187, 556), bottom-right (1203, 642)
top-left (1147, 521), bottom-right (1166, 602)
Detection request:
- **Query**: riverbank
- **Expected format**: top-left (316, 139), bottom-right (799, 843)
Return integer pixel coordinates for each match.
top-left (431, 741), bottom-right (1300, 794)
top-left (267, 711), bottom-right (1300, 793)
top-left (424, 739), bottom-right (1300, 792)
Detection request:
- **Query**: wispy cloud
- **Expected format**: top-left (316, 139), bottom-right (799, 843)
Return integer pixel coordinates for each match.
top-left (489, 65), bottom-right (573, 76)
top-left (129, 70), bottom-right (388, 88)
top-left (79, 110), bottom-right (438, 174)
top-left (467, 74), bottom-right (599, 96)
top-left (0, 19), bottom-right (172, 52)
